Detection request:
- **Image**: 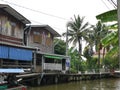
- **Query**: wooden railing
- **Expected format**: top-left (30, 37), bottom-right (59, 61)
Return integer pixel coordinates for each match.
top-left (1, 60), bottom-right (31, 68)
top-left (44, 63), bottom-right (62, 71)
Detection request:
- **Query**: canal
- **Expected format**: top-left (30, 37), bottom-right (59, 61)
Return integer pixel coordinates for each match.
top-left (28, 78), bottom-right (120, 90)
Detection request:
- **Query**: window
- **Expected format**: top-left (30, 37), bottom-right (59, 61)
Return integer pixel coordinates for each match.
top-left (5, 21), bottom-right (10, 35)
top-left (46, 37), bottom-right (52, 46)
top-left (11, 22), bottom-right (16, 36)
top-left (33, 31), bottom-right (42, 44)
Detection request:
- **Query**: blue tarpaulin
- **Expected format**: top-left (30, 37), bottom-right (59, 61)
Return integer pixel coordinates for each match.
top-left (9, 47), bottom-right (32, 61)
top-left (0, 46), bottom-right (9, 59)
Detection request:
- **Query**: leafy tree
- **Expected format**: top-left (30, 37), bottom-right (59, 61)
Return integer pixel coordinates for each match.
top-left (83, 46), bottom-right (98, 72)
top-left (68, 47), bottom-right (86, 73)
top-left (54, 38), bottom-right (66, 55)
top-left (96, 9), bottom-right (117, 23)
top-left (96, 2), bottom-right (119, 70)
top-left (101, 30), bottom-right (119, 69)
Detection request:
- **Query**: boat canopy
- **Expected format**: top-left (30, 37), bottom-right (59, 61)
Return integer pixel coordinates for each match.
top-left (0, 68), bottom-right (24, 73)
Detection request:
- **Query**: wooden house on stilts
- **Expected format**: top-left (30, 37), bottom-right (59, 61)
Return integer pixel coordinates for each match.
top-left (0, 4), bottom-right (70, 74)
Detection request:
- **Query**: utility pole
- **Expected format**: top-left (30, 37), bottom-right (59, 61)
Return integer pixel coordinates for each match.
top-left (66, 26), bottom-right (68, 56)
top-left (117, 0), bottom-right (120, 70)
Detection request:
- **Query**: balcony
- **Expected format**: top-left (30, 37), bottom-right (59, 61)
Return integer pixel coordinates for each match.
top-left (0, 34), bottom-right (23, 45)
top-left (44, 63), bottom-right (62, 71)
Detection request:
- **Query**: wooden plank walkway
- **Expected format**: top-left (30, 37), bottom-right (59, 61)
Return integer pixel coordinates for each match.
top-left (16, 72), bottom-right (118, 86)
top-left (16, 72), bottom-right (110, 77)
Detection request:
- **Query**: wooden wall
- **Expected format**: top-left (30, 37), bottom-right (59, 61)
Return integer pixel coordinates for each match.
top-left (28, 27), bottom-right (54, 53)
top-left (0, 9), bottom-right (24, 45)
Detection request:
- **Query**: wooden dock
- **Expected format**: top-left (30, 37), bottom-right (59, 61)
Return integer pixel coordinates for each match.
top-left (16, 72), bottom-right (113, 86)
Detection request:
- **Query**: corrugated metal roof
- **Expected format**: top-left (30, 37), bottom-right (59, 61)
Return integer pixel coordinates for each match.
top-left (37, 51), bottom-right (70, 59)
top-left (0, 4), bottom-right (31, 24)
top-left (30, 25), bottom-right (61, 37)
top-left (0, 42), bottom-right (36, 50)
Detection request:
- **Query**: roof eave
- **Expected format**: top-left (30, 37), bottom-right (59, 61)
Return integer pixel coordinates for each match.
top-left (30, 25), bottom-right (61, 37)
top-left (0, 4), bottom-right (31, 24)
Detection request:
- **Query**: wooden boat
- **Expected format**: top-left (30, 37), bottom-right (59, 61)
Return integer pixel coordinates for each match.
top-left (112, 70), bottom-right (120, 78)
top-left (7, 85), bottom-right (27, 90)
top-left (0, 84), bottom-right (27, 90)
top-left (0, 68), bottom-right (27, 90)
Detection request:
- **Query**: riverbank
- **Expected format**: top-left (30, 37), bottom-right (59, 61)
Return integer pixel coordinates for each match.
top-left (28, 78), bottom-right (120, 90)
top-left (19, 72), bottom-right (115, 86)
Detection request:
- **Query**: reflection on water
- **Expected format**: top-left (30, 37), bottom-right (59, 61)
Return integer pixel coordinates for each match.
top-left (28, 78), bottom-right (120, 90)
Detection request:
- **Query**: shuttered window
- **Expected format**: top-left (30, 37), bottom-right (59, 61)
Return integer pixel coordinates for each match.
top-left (33, 31), bottom-right (42, 44)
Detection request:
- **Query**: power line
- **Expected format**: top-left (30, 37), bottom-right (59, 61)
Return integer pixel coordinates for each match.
top-left (30, 20), bottom-right (44, 25)
top-left (30, 20), bottom-right (65, 33)
top-left (101, 0), bottom-right (110, 10)
top-left (0, 0), bottom-right (67, 34)
top-left (107, 0), bottom-right (117, 9)
top-left (0, 0), bottom-right (69, 21)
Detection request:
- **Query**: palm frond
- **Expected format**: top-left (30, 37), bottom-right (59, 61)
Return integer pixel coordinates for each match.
top-left (101, 32), bottom-right (117, 47)
top-left (80, 22), bottom-right (89, 31)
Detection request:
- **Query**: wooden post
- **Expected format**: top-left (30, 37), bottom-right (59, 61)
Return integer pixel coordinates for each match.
top-left (42, 55), bottom-right (44, 72)
top-left (117, 0), bottom-right (120, 70)
top-left (66, 26), bottom-right (68, 56)
top-left (33, 51), bottom-right (36, 72)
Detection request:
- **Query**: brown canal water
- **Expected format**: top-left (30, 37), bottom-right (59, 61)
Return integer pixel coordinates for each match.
top-left (28, 78), bottom-right (120, 90)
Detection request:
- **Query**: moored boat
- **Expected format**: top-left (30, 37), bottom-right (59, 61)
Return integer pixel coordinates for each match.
top-left (0, 68), bottom-right (27, 90)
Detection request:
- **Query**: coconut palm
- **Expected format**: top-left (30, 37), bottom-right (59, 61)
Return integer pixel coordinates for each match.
top-left (64, 15), bottom-right (91, 55)
top-left (92, 21), bottom-right (109, 69)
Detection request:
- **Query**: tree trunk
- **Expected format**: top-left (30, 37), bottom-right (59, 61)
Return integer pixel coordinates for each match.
top-left (98, 44), bottom-right (101, 72)
top-left (102, 47), bottom-right (105, 62)
top-left (78, 39), bottom-right (82, 55)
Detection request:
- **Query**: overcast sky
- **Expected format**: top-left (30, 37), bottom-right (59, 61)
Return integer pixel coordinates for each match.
top-left (0, 0), bottom-right (115, 35)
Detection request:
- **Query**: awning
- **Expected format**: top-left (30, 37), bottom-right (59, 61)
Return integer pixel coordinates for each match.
top-left (44, 55), bottom-right (63, 60)
top-left (0, 68), bottom-right (24, 73)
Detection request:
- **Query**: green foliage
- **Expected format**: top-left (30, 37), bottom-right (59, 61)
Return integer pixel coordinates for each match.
top-left (83, 46), bottom-right (98, 70)
top-left (101, 27), bottom-right (118, 70)
top-left (54, 38), bottom-right (66, 55)
top-left (108, 23), bottom-right (118, 30)
top-left (68, 47), bottom-right (86, 73)
top-left (101, 31), bottom-right (118, 47)
top-left (96, 8), bottom-right (119, 70)
top-left (103, 55), bottom-right (119, 69)
top-left (106, 46), bottom-right (118, 58)
top-left (64, 10), bottom-right (119, 73)
top-left (87, 57), bottom-right (99, 71)
top-left (92, 21), bottom-right (109, 52)
top-left (83, 46), bottom-right (93, 59)
top-left (96, 9), bottom-right (117, 22)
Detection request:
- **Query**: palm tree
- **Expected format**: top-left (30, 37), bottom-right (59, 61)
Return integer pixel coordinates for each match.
top-left (92, 21), bottom-right (109, 70)
top-left (64, 15), bottom-right (91, 55)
